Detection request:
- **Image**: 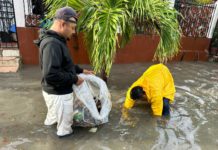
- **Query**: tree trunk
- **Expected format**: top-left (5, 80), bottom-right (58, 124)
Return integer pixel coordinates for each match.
top-left (101, 69), bottom-right (108, 83)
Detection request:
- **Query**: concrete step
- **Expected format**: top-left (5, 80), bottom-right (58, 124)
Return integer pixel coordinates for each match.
top-left (0, 56), bottom-right (20, 73)
top-left (1, 49), bottom-right (20, 57)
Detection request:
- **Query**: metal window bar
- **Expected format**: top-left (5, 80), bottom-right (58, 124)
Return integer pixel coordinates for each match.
top-left (0, 0), bottom-right (18, 48)
top-left (175, 0), bottom-right (217, 4)
top-left (175, 1), bottom-right (216, 37)
top-left (24, 0), bottom-right (42, 27)
top-left (134, 0), bottom-right (216, 36)
top-left (23, 0), bottom-right (53, 28)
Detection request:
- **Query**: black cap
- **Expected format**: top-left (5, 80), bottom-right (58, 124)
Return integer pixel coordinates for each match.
top-left (54, 6), bottom-right (77, 22)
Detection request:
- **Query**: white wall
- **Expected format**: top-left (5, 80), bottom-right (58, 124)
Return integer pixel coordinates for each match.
top-left (168, 0), bottom-right (175, 8)
top-left (207, 2), bottom-right (218, 38)
top-left (13, 0), bottom-right (25, 27)
top-left (24, 0), bottom-right (32, 14)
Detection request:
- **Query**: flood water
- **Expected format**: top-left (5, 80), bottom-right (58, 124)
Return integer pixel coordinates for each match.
top-left (0, 62), bottom-right (218, 150)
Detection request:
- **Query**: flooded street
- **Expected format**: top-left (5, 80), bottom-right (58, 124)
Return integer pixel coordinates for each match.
top-left (0, 62), bottom-right (218, 150)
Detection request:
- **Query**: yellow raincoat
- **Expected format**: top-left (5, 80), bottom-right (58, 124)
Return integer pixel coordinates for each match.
top-left (124, 64), bottom-right (175, 116)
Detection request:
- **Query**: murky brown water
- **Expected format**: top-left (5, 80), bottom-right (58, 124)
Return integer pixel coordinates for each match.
top-left (0, 62), bottom-right (218, 150)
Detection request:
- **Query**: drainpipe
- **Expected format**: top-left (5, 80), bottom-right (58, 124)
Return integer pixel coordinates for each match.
top-left (101, 69), bottom-right (108, 83)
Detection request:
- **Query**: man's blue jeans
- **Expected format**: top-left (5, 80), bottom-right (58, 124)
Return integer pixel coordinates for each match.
top-left (162, 98), bottom-right (170, 116)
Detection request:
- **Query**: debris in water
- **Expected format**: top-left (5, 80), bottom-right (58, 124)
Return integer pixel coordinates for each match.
top-left (175, 85), bottom-right (191, 92)
top-left (184, 80), bottom-right (195, 83)
top-left (115, 97), bottom-right (125, 104)
top-left (185, 92), bottom-right (205, 105)
top-left (89, 127), bottom-right (98, 133)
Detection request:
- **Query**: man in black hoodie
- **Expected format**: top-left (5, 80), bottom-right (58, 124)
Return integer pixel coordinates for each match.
top-left (36, 7), bottom-right (94, 137)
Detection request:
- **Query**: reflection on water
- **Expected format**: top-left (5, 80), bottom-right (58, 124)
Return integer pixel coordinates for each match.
top-left (0, 63), bottom-right (217, 149)
top-left (152, 64), bottom-right (218, 150)
top-left (116, 63), bottom-right (218, 150)
top-left (0, 138), bottom-right (31, 150)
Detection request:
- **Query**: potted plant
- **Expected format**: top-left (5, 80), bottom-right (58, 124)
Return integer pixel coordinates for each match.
top-left (44, 0), bottom-right (181, 77)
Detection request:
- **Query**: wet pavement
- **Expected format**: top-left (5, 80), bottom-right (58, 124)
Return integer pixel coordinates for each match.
top-left (0, 62), bottom-right (218, 150)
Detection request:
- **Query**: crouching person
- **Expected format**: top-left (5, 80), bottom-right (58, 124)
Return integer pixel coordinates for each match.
top-left (35, 7), bottom-right (94, 137)
top-left (122, 64), bottom-right (175, 119)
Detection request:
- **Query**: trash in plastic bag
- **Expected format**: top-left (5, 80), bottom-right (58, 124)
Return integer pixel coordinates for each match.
top-left (72, 74), bottom-right (112, 127)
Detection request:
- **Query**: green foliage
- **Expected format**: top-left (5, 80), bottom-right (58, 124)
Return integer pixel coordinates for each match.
top-left (44, 0), bottom-right (181, 76)
top-left (195, 0), bottom-right (213, 4)
top-left (69, 0), bottom-right (132, 75)
top-left (129, 0), bottom-right (181, 62)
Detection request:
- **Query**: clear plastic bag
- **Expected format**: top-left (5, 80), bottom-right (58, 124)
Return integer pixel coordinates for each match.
top-left (72, 74), bottom-right (112, 127)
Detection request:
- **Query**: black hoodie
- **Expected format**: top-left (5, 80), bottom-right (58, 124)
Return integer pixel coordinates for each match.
top-left (35, 29), bottom-right (83, 95)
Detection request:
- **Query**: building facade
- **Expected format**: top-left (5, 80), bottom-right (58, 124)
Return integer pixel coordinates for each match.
top-left (0, 0), bottom-right (218, 72)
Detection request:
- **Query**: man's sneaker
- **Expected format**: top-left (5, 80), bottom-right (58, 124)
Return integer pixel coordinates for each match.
top-left (58, 131), bottom-right (74, 138)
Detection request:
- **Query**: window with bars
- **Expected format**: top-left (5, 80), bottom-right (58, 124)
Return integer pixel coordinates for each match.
top-left (175, 1), bottom-right (216, 37)
top-left (134, 1), bottom-right (217, 37)
top-left (0, 0), bottom-right (18, 48)
top-left (24, 0), bottom-right (51, 27)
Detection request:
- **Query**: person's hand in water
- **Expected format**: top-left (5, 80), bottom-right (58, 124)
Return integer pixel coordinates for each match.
top-left (120, 107), bottom-right (137, 127)
top-left (153, 115), bottom-right (169, 128)
top-left (83, 69), bottom-right (95, 75)
top-left (121, 107), bottom-right (132, 120)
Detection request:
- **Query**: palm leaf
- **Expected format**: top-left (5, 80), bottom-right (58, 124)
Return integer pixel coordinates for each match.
top-left (129, 0), bottom-right (182, 62)
top-left (44, 0), bottom-right (181, 76)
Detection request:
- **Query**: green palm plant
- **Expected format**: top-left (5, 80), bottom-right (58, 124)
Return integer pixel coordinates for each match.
top-left (43, 0), bottom-right (181, 76)
top-left (130, 0), bottom-right (181, 62)
top-left (74, 0), bottom-right (132, 76)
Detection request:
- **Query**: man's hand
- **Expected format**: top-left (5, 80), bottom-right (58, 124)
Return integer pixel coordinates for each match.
top-left (152, 115), bottom-right (169, 128)
top-left (121, 107), bottom-right (131, 121)
top-left (83, 69), bottom-right (95, 75)
top-left (120, 107), bottom-right (138, 127)
top-left (76, 76), bottom-right (84, 85)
